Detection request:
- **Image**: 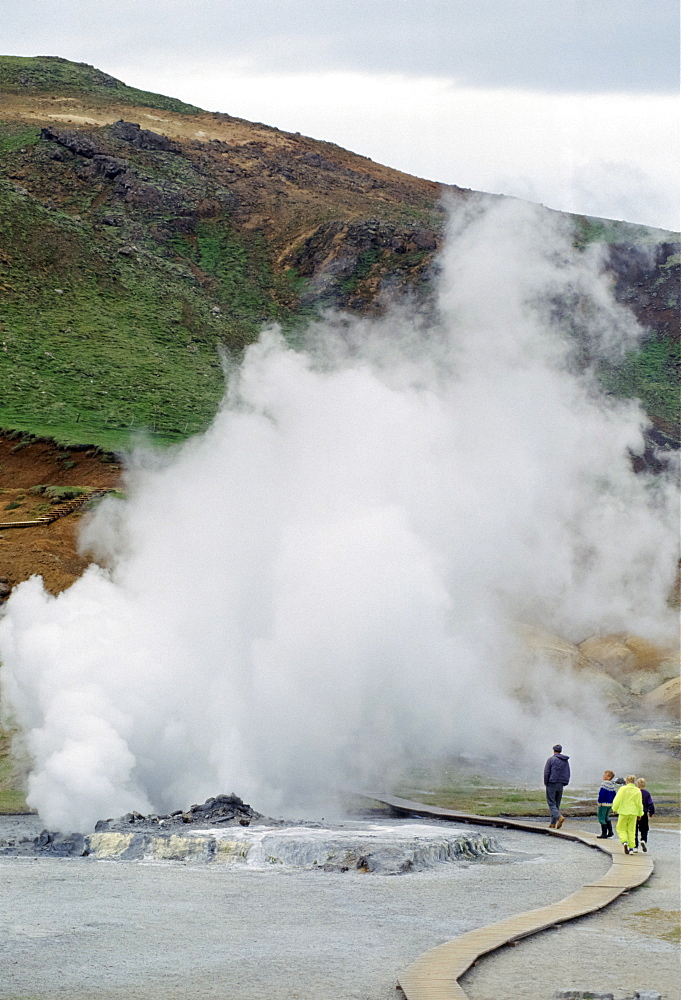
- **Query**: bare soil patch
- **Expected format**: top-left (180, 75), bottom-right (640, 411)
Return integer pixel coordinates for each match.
top-left (0, 434), bottom-right (121, 595)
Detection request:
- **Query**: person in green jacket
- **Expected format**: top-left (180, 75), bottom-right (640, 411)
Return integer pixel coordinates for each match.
top-left (611, 775), bottom-right (644, 854)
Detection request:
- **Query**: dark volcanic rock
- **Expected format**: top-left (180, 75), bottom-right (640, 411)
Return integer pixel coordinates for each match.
top-left (0, 794), bottom-right (268, 859)
top-left (605, 241), bottom-right (680, 339)
top-left (110, 170), bottom-right (186, 214)
top-left (412, 229), bottom-right (438, 251)
top-left (30, 829), bottom-right (87, 856)
top-left (94, 793), bottom-right (264, 833)
top-left (40, 126), bottom-right (104, 159)
top-left (110, 120), bottom-right (181, 154)
top-left (91, 154), bottom-right (129, 178)
top-left (289, 218), bottom-right (442, 309)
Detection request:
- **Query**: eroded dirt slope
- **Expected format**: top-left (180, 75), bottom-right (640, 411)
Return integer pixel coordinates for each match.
top-left (0, 435), bottom-right (121, 595)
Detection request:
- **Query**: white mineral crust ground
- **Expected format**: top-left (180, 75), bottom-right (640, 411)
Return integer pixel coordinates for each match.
top-left (0, 816), bottom-right (678, 1000)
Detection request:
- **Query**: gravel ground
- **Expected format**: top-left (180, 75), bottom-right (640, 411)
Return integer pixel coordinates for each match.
top-left (462, 818), bottom-right (680, 1000)
top-left (0, 813), bottom-right (613, 1000)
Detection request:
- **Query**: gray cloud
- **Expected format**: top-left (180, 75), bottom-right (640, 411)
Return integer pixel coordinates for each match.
top-left (4, 0), bottom-right (679, 94)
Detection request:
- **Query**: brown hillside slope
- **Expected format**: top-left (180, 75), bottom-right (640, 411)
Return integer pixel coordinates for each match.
top-left (0, 435), bottom-right (121, 596)
top-left (2, 88), bottom-right (453, 270)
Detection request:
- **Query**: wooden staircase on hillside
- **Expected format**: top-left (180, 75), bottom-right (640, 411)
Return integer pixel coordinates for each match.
top-left (0, 489), bottom-right (115, 529)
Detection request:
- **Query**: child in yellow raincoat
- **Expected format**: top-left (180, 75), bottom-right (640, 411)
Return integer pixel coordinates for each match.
top-left (612, 775), bottom-right (644, 854)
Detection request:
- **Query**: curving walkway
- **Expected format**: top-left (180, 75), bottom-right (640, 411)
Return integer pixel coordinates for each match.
top-left (361, 793), bottom-right (654, 1000)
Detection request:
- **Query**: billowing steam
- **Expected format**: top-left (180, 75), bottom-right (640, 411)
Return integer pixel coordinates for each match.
top-left (0, 200), bottom-right (677, 831)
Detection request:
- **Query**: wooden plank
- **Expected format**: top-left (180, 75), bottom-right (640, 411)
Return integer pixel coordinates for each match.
top-left (0, 519), bottom-right (46, 528)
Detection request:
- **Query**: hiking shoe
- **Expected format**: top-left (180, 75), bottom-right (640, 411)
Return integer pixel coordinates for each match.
top-left (556, 816), bottom-right (565, 829)
top-left (549, 822), bottom-right (556, 828)
top-left (623, 844), bottom-right (630, 854)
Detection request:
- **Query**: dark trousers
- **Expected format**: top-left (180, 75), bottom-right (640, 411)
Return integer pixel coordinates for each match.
top-left (545, 782), bottom-right (564, 822)
top-left (636, 814), bottom-right (649, 846)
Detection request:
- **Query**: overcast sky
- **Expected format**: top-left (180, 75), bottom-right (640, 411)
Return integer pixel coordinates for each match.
top-left (4, 0), bottom-right (679, 228)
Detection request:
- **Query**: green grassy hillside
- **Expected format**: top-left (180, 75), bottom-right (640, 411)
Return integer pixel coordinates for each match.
top-left (0, 175), bottom-right (298, 447)
top-left (0, 55), bottom-right (201, 114)
top-left (0, 56), bottom-right (678, 449)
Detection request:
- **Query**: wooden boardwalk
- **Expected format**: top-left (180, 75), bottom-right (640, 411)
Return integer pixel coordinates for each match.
top-left (360, 793), bottom-right (654, 1000)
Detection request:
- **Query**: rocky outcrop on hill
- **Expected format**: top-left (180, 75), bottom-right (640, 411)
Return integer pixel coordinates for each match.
top-left (109, 119), bottom-right (181, 153)
top-left (577, 634), bottom-right (679, 696)
top-left (40, 125), bottom-right (107, 158)
top-left (607, 241), bottom-right (680, 341)
top-left (286, 217), bottom-right (442, 310)
top-left (516, 625), bottom-right (680, 718)
top-left (642, 675), bottom-right (681, 720)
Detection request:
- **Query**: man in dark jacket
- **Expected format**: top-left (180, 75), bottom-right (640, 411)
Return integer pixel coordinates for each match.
top-left (544, 744), bottom-right (570, 828)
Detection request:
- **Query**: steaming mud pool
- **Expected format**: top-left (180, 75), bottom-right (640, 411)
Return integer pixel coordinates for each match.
top-left (0, 808), bottom-right (641, 1000)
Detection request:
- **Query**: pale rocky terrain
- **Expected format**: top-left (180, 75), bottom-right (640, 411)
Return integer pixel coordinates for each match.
top-left (512, 625), bottom-right (681, 764)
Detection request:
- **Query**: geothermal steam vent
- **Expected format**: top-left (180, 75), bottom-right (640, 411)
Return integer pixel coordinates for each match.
top-left (0, 200), bottom-right (677, 832)
top-left (3, 796), bottom-right (499, 874)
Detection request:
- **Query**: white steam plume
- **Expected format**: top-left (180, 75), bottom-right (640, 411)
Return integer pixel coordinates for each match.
top-left (0, 200), bottom-right (677, 832)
